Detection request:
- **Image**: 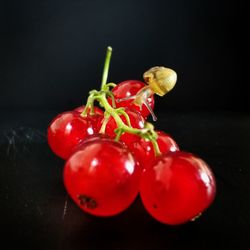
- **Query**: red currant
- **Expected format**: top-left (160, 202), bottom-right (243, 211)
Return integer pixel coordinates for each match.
top-left (140, 151), bottom-right (216, 225)
top-left (129, 131), bottom-right (179, 170)
top-left (64, 138), bottom-right (141, 216)
top-left (86, 114), bottom-right (103, 133)
top-left (47, 111), bottom-right (94, 159)
top-left (104, 108), bottom-right (145, 146)
top-left (74, 105), bottom-right (104, 115)
top-left (78, 133), bottom-right (113, 144)
top-left (110, 80), bottom-right (155, 118)
top-left (74, 106), bottom-right (104, 133)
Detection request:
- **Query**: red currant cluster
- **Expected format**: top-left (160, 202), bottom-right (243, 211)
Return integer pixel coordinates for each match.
top-left (48, 47), bottom-right (216, 225)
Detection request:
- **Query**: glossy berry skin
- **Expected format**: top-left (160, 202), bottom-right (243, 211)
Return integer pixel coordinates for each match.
top-left (128, 131), bottom-right (179, 170)
top-left (74, 105), bottom-right (104, 115)
top-left (79, 133), bottom-right (113, 144)
top-left (64, 139), bottom-right (141, 216)
top-left (47, 111), bottom-right (94, 159)
top-left (70, 133), bottom-right (114, 155)
top-left (74, 106), bottom-right (104, 133)
top-left (104, 108), bottom-right (145, 146)
top-left (140, 152), bottom-right (216, 225)
top-left (85, 114), bottom-right (103, 133)
top-left (110, 80), bottom-right (155, 118)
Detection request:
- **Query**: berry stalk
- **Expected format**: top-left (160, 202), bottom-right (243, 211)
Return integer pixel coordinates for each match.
top-left (101, 46), bottom-right (112, 89)
top-left (81, 47), bottom-right (161, 156)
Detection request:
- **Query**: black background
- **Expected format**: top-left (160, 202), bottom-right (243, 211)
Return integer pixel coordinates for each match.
top-left (1, 0), bottom-right (248, 250)
top-left (1, 0), bottom-right (243, 112)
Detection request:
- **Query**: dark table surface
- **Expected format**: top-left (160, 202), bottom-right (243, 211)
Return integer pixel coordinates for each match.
top-left (0, 110), bottom-right (249, 250)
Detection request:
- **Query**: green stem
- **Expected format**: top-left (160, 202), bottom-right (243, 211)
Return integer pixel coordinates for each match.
top-left (101, 47), bottom-right (112, 90)
top-left (105, 91), bottom-right (116, 108)
top-left (151, 139), bottom-right (161, 156)
top-left (105, 83), bottom-right (117, 88)
top-left (97, 93), bottom-right (142, 134)
top-left (83, 90), bottom-right (161, 156)
top-left (99, 112), bottom-right (110, 134)
top-left (81, 46), bottom-right (162, 157)
top-left (81, 94), bottom-right (94, 117)
top-left (116, 108), bottom-right (132, 127)
top-left (114, 128), bottom-right (123, 141)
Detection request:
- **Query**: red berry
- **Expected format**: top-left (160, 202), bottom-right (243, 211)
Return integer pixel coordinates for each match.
top-left (85, 114), bottom-right (103, 133)
top-left (104, 108), bottom-right (145, 146)
top-left (129, 131), bottom-right (179, 170)
top-left (74, 106), bottom-right (104, 133)
top-left (70, 133), bottom-right (112, 154)
top-left (74, 105), bottom-right (104, 115)
top-left (79, 133), bottom-right (113, 144)
top-left (47, 111), bottom-right (94, 159)
top-left (110, 80), bottom-right (155, 118)
top-left (64, 138), bottom-right (141, 216)
top-left (140, 152), bottom-right (216, 225)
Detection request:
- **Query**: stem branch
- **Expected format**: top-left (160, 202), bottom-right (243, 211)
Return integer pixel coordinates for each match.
top-left (101, 47), bottom-right (112, 90)
top-left (82, 46), bottom-right (162, 157)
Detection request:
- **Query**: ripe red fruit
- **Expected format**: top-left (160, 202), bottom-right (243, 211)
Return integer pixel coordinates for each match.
top-left (110, 80), bottom-right (155, 118)
top-left (64, 138), bottom-right (141, 216)
top-left (140, 152), bottom-right (216, 225)
top-left (47, 111), bottom-right (94, 159)
top-left (78, 133), bottom-right (113, 144)
top-left (74, 106), bottom-right (104, 133)
top-left (129, 131), bottom-right (179, 170)
top-left (104, 108), bottom-right (145, 146)
top-left (74, 105), bottom-right (104, 115)
top-left (70, 133), bottom-right (114, 156)
top-left (85, 114), bottom-right (103, 133)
